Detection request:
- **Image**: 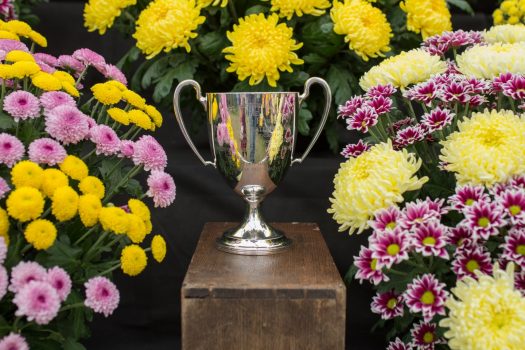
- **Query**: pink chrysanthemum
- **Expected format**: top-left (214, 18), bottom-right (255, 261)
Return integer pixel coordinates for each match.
top-left (502, 74), bottom-right (525, 100)
top-left (40, 91), bottom-right (76, 112)
top-left (365, 96), bottom-right (392, 115)
top-left (45, 105), bottom-right (90, 145)
top-left (421, 107), bottom-right (454, 133)
top-left (98, 64), bottom-right (127, 85)
top-left (492, 72), bottom-right (514, 93)
top-left (36, 61), bottom-right (56, 74)
top-left (119, 140), bottom-right (135, 158)
top-left (441, 80), bottom-right (471, 104)
top-left (146, 170), bottom-right (176, 208)
top-left (3, 91), bottom-right (40, 122)
top-left (463, 201), bottom-right (506, 240)
top-left (340, 140), bottom-right (370, 158)
top-left (410, 321), bottom-right (443, 350)
top-left (338, 96), bottom-right (364, 119)
top-left (400, 200), bottom-right (440, 231)
top-left (0, 133), bottom-right (24, 167)
top-left (0, 265), bottom-right (7, 301)
top-left (387, 338), bottom-right (412, 350)
top-left (467, 77), bottom-right (490, 94)
top-left (446, 225), bottom-right (473, 246)
top-left (14, 280), bottom-right (60, 325)
top-left (57, 55), bottom-right (85, 73)
top-left (85, 116), bottom-right (97, 130)
top-left (46, 266), bottom-right (72, 302)
top-left (391, 118), bottom-right (413, 133)
top-left (497, 188), bottom-right (525, 226)
top-left (33, 53), bottom-right (58, 67)
top-left (370, 229), bottom-right (411, 269)
top-left (394, 125), bottom-right (425, 149)
top-left (371, 290), bottom-right (404, 320)
top-left (404, 274), bottom-right (447, 322)
top-left (9, 261), bottom-right (47, 293)
top-left (412, 221), bottom-right (449, 259)
top-left (346, 106), bottom-right (378, 133)
top-left (354, 246), bottom-right (389, 285)
top-left (84, 276), bottom-right (120, 317)
top-left (133, 135), bottom-right (167, 171)
top-left (452, 244), bottom-right (492, 279)
top-left (366, 84), bottom-right (396, 99)
top-left (89, 124), bottom-right (121, 156)
top-left (515, 271), bottom-right (525, 296)
top-left (28, 138), bottom-right (67, 166)
top-left (0, 236), bottom-right (6, 264)
top-left (216, 123), bottom-right (228, 146)
top-left (406, 81), bottom-right (439, 106)
top-left (370, 206), bottom-right (402, 233)
top-left (501, 228), bottom-right (525, 269)
top-left (0, 39), bottom-right (28, 53)
top-left (511, 175), bottom-right (525, 189)
top-left (72, 48), bottom-right (105, 69)
top-left (0, 333), bottom-right (29, 350)
top-left (448, 185), bottom-right (489, 212)
top-left (0, 176), bottom-right (10, 199)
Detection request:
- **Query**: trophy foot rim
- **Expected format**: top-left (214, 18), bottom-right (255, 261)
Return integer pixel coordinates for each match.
top-left (215, 231), bottom-right (292, 256)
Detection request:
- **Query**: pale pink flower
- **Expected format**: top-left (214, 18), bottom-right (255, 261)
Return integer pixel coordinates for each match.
top-left (39, 91), bottom-right (76, 112)
top-left (0, 133), bottom-right (24, 167)
top-left (404, 274), bottom-right (447, 322)
top-left (46, 267), bottom-right (72, 302)
top-left (119, 140), bottom-right (135, 158)
top-left (84, 276), bottom-right (120, 317)
top-left (3, 90), bottom-right (40, 121)
top-left (0, 265), bottom-right (7, 301)
top-left (14, 280), bottom-right (60, 324)
top-left (72, 48), bottom-right (105, 69)
top-left (33, 53), bottom-right (58, 67)
top-left (0, 177), bottom-right (10, 199)
top-left (45, 105), bottom-right (90, 145)
top-left (89, 124), bottom-right (121, 156)
top-left (147, 170), bottom-right (176, 208)
top-left (0, 39), bottom-right (28, 53)
top-left (0, 333), bottom-right (29, 350)
top-left (133, 135), bottom-right (167, 171)
top-left (216, 122), bottom-right (228, 146)
top-left (340, 140), bottom-right (370, 158)
top-left (57, 54), bottom-right (85, 73)
top-left (98, 64), bottom-right (127, 85)
top-left (9, 261), bottom-right (47, 293)
top-left (28, 138), bottom-right (67, 165)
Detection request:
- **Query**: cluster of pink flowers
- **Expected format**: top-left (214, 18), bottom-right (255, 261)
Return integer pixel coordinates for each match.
top-left (423, 30), bottom-right (483, 56)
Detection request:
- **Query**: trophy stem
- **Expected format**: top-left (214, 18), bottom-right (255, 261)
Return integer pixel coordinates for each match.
top-left (215, 185), bottom-right (292, 255)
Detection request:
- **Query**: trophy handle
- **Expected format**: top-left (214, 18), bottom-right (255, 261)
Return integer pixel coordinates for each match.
top-left (291, 77), bottom-right (332, 165)
top-left (173, 79), bottom-right (216, 167)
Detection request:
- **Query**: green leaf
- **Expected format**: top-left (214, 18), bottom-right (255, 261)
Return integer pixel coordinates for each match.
top-left (196, 32), bottom-right (229, 59)
top-left (63, 339), bottom-right (87, 350)
top-left (344, 264), bottom-right (358, 284)
top-left (39, 237), bottom-right (82, 269)
top-left (153, 58), bottom-right (198, 102)
top-left (303, 53), bottom-right (327, 65)
top-left (232, 79), bottom-right (281, 92)
top-left (131, 60), bottom-right (154, 92)
top-left (298, 107), bottom-right (313, 135)
top-left (278, 71), bottom-right (309, 87)
top-left (446, 0), bottom-right (474, 15)
top-left (300, 15), bottom-right (345, 58)
top-left (326, 65), bottom-right (354, 105)
top-left (116, 47), bottom-right (140, 70)
top-left (245, 4), bottom-right (267, 15)
top-left (141, 56), bottom-right (170, 89)
top-left (125, 179), bottom-right (143, 197)
top-left (0, 112), bottom-right (15, 130)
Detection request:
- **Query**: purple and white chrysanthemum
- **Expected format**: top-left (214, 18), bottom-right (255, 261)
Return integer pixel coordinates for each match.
top-left (406, 81), bottom-right (439, 106)
top-left (492, 72), bottom-right (514, 93)
top-left (446, 225), bottom-right (473, 246)
top-left (0, 133), bottom-right (24, 167)
top-left (371, 290), bottom-right (404, 320)
top-left (448, 185), bottom-right (489, 212)
top-left (497, 188), bottom-right (525, 226)
top-left (366, 84), bottom-right (396, 99)
top-left (9, 261), bottom-right (47, 293)
top-left (441, 81), bottom-right (471, 104)
top-left (146, 170), bottom-right (176, 208)
top-left (421, 107), bottom-right (454, 133)
top-left (28, 138), bottom-right (67, 166)
top-left (39, 91), bottom-right (76, 113)
top-left (511, 175), bottom-right (525, 189)
top-left (346, 106), bottom-right (378, 133)
top-left (412, 221), bottom-right (449, 259)
top-left (3, 90), bottom-right (40, 122)
top-left (0, 177), bottom-right (10, 199)
top-left (502, 74), bottom-right (525, 100)
top-left (366, 96), bottom-right (392, 115)
top-left (132, 135), bottom-right (167, 171)
top-left (466, 77), bottom-right (491, 94)
top-left (370, 206), bottom-right (402, 233)
top-left (515, 271), bottom-right (525, 296)
top-left (89, 124), bottom-right (121, 156)
top-left (46, 266), bottom-right (72, 302)
top-left (394, 125), bottom-right (425, 148)
top-left (341, 140), bottom-right (370, 158)
top-left (370, 229), bottom-right (411, 269)
top-left (13, 280), bottom-right (61, 325)
top-left (45, 105), bottom-right (90, 145)
top-left (501, 228), bottom-right (525, 269)
top-left (338, 96), bottom-right (364, 119)
top-left (0, 332), bottom-right (29, 350)
top-left (452, 243), bottom-right (492, 280)
top-left (400, 200), bottom-right (440, 231)
top-left (354, 247), bottom-right (389, 285)
top-left (387, 338), bottom-right (412, 350)
top-left (410, 321), bottom-right (443, 350)
top-left (463, 201), bottom-right (506, 240)
top-left (404, 274), bottom-right (447, 322)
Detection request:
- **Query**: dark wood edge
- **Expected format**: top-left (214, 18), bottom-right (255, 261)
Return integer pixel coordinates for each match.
top-left (182, 286), bottom-right (345, 299)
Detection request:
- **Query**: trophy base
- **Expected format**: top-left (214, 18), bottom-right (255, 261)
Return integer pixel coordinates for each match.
top-left (216, 225), bottom-right (292, 256)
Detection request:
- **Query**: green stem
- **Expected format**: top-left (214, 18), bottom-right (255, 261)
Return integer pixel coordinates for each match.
top-left (74, 225), bottom-right (99, 245)
top-left (228, 1), bottom-right (238, 22)
top-left (404, 99), bottom-right (417, 120)
top-left (59, 302), bottom-right (85, 312)
top-left (104, 165), bottom-right (143, 204)
top-left (75, 67), bottom-right (88, 86)
top-left (121, 125), bottom-right (138, 139)
top-left (388, 269), bottom-right (407, 276)
top-left (12, 316), bottom-right (22, 331)
top-left (82, 148), bottom-right (96, 161)
top-left (90, 101), bottom-right (100, 119)
top-left (105, 158), bottom-right (124, 178)
top-left (20, 243), bottom-right (32, 255)
top-left (99, 263), bottom-right (121, 276)
top-left (84, 231), bottom-right (110, 262)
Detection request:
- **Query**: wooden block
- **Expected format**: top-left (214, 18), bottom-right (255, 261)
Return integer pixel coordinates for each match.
top-left (182, 222), bottom-right (346, 350)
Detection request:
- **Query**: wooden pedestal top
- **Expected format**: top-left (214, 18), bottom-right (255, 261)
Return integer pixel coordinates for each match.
top-left (182, 222), bottom-right (345, 299)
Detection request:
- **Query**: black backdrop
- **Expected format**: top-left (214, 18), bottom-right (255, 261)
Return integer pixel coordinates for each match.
top-left (31, 3), bottom-right (494, 349)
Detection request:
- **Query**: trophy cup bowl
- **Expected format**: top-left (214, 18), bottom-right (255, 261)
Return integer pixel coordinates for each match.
top-left (173, 78), bottom-right (331, 255)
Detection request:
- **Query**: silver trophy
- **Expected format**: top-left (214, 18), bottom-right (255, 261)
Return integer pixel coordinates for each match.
top-left (173, 78), bottom-right (331, 255)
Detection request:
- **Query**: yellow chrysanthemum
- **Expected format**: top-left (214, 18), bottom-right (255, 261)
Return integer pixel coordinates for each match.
top-left (31, 72), bottom-right (62, 91)
top-left (144, 219), bottom-right (152, 235)
top-left (2, 20), bottom-right (31, 36)
top-left (400, 0), bottom-right (452, 39)
top-left (52, 186), bottom-right (79, 222)
top-left (224, 13), bottom-right (303, 87)
top-left (5, 50), bottom-right (35, 63)
top-left (198, 0), bottom-right (227, 7)
top-left (6, 187), bottom-right (45, 222)
top-left (128, 199), bottom-right (150, 222)
top-left (84, 0), bottom-right (138, 35)
top-left (78, 176), bottom-right (105, 199)
top-left (359, 48), bottom-right (447, 90)
top-left (0, 30), bottom-right (19, 41)
top-left (493, 0), bottom-right (525, 25)
top-left (268, 122), bottom-right (283, 163)
top-left (59, 155), bottom-right (89, 181)
top-left (41, 168), bottom-right (69, 198)
top-left (440, 264), bottom-right (525, 350)
top-left (120, 244), bottom-right (147, 276)
top-left (0, 207), bottom-right (10, 245)
top-left (78, 194), bottom-right (102, 227)
top-left (27, 30), bottom-right (47, 47)
top-left (331, 0), bottom-right (392, 61)
top-left (151, 235), bottom-right (167, 263)
top-left (91, 82), bottom-right (122, 105)
top-left (11, 61), bottom-right (40, 79)
top-left (457, 43), bottom-right (525, 79)
top-left (328, 141), bottom-right (428, 235)
top-left (99, 206), bottom-right (129, 234)
top-left (133, 0), bottom-right (205, 59)
top-left (61, 82), bottom-right (80, 98)
top-left (126, 213), bottom-right (147, 244)
top-left (24, 219), bottom-right (57, 250)
top-left (107, 107), bottom-right (130, 125)
top-left (145, 105), bottom-right (163, 128)
top-left (107, 80), bottom-right (127, 91)
top-left (440, 109), bottom-right (525, 187)
top-left (128, 109), bottom-right (153, 130)
top-left (484, 24), bottom-right (525, 44)
top-left (11, 160), bottom-right (43, 189)
top-left (264, 0), bottom-right (330, 20)
top-left (53, 71), bottom-right (76, 85)
top-left (0, 64), bottom-right (14, 79)
top-left (122, 90), bottom-right (146, 110)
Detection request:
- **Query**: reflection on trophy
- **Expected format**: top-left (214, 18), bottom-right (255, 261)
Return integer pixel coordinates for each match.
top-left (173, 78), bottom-right (331, 255)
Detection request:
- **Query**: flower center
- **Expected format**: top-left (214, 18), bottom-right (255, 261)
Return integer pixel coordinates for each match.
top-left (465, 198), bottom-right (475, 206)
top-left (101, 288), bottom-right (109, 297)
top-left (386, 244), bottom-right (400, 256)
top-left (477, 217), bottom-right (490, 228)
top-left (370, 258), bottom-right (378, 271)
top-left (491, 311), bottom-right (511, 330)
top-left (422, 236), bottom-right (436, 246)
top-left (385, 222), bottom-right (396, 230)
top-left (2, 142), bottom-right (11, 150)
top-left (37, 294), bottom-right (46, 303)
top-left (423, 331), bottom-right (434, 344)
top-left (510, 205), bottom-right (522, 216)
top-left (477, 129), bottom-right (504, 147)
top-left (18, 98), bottom-right (27, 105)
top-left (421, 291), bottom-right (435, 305)
top-left (386, 298), bottom-right (397, 309)
top-left (516, 245), bottom-right (525, 256)
top-left (466, 259), bottom-right (480, 272)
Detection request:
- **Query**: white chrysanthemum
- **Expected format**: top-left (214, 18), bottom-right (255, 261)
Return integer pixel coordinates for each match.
top-left (484, 24), bottom-right (525, 44)
top-left (457, 43), bottom-right (525, 79)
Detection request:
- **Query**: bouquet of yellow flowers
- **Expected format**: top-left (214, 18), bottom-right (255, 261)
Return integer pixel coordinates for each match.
top-left (82, 0), bottom-right (471, 152)
top-left (0, 19), bottom-right (175, 349)
top-left (330, 24), bottom-right (525, 349)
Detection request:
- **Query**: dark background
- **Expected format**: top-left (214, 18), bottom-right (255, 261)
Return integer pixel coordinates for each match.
top-left (32, 2), bottom-right (496, 349)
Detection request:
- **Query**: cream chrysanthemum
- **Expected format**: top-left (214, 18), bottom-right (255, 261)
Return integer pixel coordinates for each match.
top-left (440, 109), bottom-right (525, 187)
top-left (441, 264), bottom-right (525, 350)
top-left (328, 141), bottom-right (428, 235)
top-left (484, 24), bottom-right (525, 44)
top-left (359, 49), bottom-right (447, 90)
top-left (400, 0), bottom-right (452, 39)
top-left (331, 0), bottom-right (392, 61)
top-left (84, 0), bottom-right (137, 35)
top-left (133, 0), bottom-right (205, 59)
top-left (457, 43), bottom-right (525, 79)
top-left (223, 13), bottom-right (303, 87)
top-left (264, 0), bottom-right (330, 20)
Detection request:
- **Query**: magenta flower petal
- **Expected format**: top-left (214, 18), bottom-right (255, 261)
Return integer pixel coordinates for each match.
top-left (341, 140), bottom-right (370, 159)
top-left (452, 243), bottom-right (492, 280)
top-left (370, 229), bottom-right (411, 269)
top-left (412, 221), bottom-right (450, 259)
top-left (404, 274), bottom-right (447, 322)
top-left (371, 290), bottom-right (404, 320)
top-left (354, 246), bottom-right (389, 286)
